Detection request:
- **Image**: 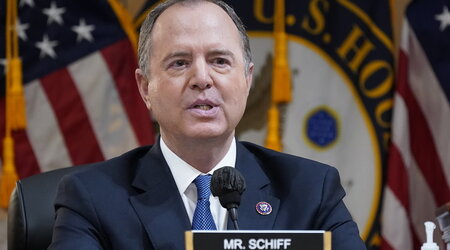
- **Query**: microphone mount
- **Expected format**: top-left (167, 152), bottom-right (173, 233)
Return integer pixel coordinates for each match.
top-left (210, 166), bottom-right (246, 230)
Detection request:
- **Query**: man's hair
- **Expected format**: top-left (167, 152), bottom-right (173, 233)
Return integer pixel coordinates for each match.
top-left (137, 0), bottom-right (252, 78)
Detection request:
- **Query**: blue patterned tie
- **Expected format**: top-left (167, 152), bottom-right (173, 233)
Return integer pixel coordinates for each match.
top-left (192, 175), bottom-right (217, 230)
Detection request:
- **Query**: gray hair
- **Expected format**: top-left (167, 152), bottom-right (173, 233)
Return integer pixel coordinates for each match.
top-left (137, 0), bottom-right (252, 78)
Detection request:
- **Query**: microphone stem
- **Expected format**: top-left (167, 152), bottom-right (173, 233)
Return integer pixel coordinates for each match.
top-left (229, 208), bottom-right (239, 230)
top-left (233, 220), bottom-right (239, 230)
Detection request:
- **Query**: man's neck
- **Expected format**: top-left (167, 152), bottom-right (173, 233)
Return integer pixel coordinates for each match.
top-left (160, 133), bottom-right (235, 173)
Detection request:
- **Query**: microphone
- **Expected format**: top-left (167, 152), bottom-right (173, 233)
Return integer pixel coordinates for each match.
top-left (210, 166), bottom-right (246, 230)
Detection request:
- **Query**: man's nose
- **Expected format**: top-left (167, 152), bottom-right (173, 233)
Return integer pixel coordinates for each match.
top-left (189, 59), bottom-right (213, 90)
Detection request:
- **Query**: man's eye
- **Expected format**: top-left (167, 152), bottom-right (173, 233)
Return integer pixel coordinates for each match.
top-left (170, 60), bottom-right (188, 68)
top-left (175, 60), bottom-right (185, 66)
top-left (213, 58), bottom-right (229, 66)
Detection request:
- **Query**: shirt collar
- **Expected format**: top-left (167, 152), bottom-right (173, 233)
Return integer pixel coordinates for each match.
top-left (160, 137), bottom-right (236, 197)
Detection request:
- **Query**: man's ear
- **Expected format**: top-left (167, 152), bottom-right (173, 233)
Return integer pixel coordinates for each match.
top-left (246, 62), bottom-right (254, 93)
top-left (135, 69), bottom-right (152, 110)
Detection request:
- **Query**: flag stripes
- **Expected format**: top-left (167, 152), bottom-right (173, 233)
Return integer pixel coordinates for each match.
top-left (389, 89), bottom-right (429, 221)
top-left (101, 39), bottom-right (154, 146)
top-left (12, 131), bottom-right (41, 177)
top-left (386, 144), bottom-right (409, 210)
top-left (381, 13), bottom-right (450, 249)
top-left (397, 51), bottom-right (450, 205)
top-left (41, 68), bottom-right (105, 165)
top-left (381, 187), bottom-right (414, 250)
top-left (404, 31), bottom-right (450, 186)
top-left (68, 50), bottom-right (138, 159)
top-left (0, 37), bottom-right (153, 177)
top-left (24, 80), bottom-right (72, 172)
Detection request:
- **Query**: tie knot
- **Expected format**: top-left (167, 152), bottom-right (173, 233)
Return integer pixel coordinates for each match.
top-left (194, 175), bottom-right (212, 200)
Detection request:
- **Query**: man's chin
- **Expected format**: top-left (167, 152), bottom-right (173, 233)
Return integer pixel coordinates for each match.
top-left (185, 127), bottom-right (233, 141)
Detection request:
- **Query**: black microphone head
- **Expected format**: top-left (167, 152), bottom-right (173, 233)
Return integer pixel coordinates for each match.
top-left (210, 166), bottom-right (246, 210)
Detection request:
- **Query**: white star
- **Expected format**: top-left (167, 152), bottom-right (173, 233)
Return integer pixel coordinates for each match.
top-left (435, 6), bottom-right (450, 31)
top-left (19, 0), bottom-right (34, 8)
top-left (72, 19), bottom-right (95, 42)
top-left (16, 19), bottom-right (29, 41)
top-left (42, 1), bottom-right (66, 25)
top-left (35, 35), bottom-right (58, 58)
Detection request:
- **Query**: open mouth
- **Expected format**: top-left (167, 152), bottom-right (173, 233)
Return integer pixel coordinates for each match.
top-left (194, 104), bottom-right (213, 110)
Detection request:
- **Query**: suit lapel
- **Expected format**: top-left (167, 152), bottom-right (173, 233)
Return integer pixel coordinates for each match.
top-left (128, 140), bottom-right (279, 246)
top-left (229, 142), bottom-right (280, 230)
top-left (129, 141), bottom-right (191, 250)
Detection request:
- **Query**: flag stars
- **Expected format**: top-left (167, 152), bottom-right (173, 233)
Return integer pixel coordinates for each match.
top-left (42, 1), bottom-right (66, 25)
top-left (72, 19), bottom-right (95, 42)
top-left (19, 0), bottom-right (34, 8)
top-left (35, 35), bottom-right (58, 58)
top-left (16, 19), bottom-right (30, 41)
top-left (435, 5), bottom-right (450, 31)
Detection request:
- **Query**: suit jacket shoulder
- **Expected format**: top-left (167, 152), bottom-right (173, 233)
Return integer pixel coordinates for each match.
top-left (69, 145), bottom-right (153, 183)
top-left (239, 141), bottom-right (336, 194)
top-left (237, 141), bottom-right (366, 249)
top-left (50, 143), bottom-right (191, 250)
top-left (240, 140), bottom-right (332, 169)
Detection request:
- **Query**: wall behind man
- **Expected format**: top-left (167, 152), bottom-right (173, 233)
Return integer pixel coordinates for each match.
top-left (119, 0), bottom-right (412, 66)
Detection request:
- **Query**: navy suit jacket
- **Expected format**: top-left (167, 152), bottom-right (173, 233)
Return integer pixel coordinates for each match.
top-left (49, 141), bottom-right (366, 250)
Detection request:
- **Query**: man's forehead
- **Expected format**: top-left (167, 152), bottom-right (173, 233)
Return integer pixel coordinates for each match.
top-left (150, 1), bottom-right (242, 49)
top-left (153, 1), bottom-right (234, 32)
top-left (163, 1), bottom-right (222, 15)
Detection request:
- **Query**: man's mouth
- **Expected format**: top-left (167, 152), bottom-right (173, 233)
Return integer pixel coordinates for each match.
top-left (194, 104), bottom-right (213, 110)
top-left (188, 100), bottom-right (218, 116)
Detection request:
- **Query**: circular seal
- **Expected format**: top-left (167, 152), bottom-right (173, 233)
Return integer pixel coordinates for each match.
top-left (305, 107), bottom-right (339, 149)
top-left (255, 201), bottom-right (272, 215)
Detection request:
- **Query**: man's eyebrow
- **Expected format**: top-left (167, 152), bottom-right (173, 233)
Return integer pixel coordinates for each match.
top-left (162, 51), bottom-right (192, 64)
top-left (208, 49), bottom-right (235, 60)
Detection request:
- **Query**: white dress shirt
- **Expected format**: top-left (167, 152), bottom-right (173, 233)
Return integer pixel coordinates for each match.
top-left (160, 137), bottom-right (236, 230)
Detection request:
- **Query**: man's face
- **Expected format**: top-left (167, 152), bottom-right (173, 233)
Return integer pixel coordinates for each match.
top-left (136, 2), bottom-right (253, 143)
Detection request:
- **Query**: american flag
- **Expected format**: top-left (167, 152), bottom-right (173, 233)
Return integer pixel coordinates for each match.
top-left (0, 0), bottom-right (154, 178)
top-left (381, 0), bottom-right (450, 249)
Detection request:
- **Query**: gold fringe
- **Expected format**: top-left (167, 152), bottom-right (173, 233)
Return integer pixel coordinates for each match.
top-left (271, 0), bottom-right (291, 103)
top-left (0, 136), bottom-right (18, 209)
top-left (271, 47), bottom-right (292, 103)
top-left (265, 0), bottom-right (291, 151)
top-left (8, 58), bottom-right (26, 129)
top-left (108, 0), bottom-right (139, 52)
top-left (265, 104), bottom-right (282, 151)
top-left (2, 0), bottom-right (23, 208)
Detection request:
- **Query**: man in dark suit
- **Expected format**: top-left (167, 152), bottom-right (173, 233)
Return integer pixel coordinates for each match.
top-left (49, 0), bottom-right (366, 249)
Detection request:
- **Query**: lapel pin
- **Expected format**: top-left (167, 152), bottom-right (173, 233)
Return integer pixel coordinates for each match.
top-left (256, 201), bottom-right (272, 215)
